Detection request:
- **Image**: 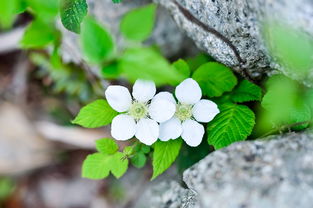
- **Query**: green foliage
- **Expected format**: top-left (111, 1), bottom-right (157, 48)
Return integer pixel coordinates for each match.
top-left (192, 62), bottom-right (237, 97)
top-left (260, 75), bottom-right (311, 131)
top-left (231, 80), bottom-right (262, 103)
top-left (118, 47), bottom-right (185, 86)
top-left (80, 16), bottom-right (115, 63)
top-left (101, 62), bottom-right (120, 79)
top-left (263, 22), bottom-right (313, 79)
top-left (186, 53), bottom-right (213, 72)
top-left (172, 59), bottom-right (190, 78)
top-left (131, 153), bottom-right (147, 168)
top-left (27, 0), bottom-right (59, 20)
top-left (0, 178), bottom-right (15, 201)
top-left (112, 0), bottom-right (122, 3)
top-left (60, 0), bottom-right (88, 33)
top-left (20, 19), bottom-right (57, 48)
top-left (82, 152), bottom-right (128, 179)
top-left (0, 0), bottom-right (19, 29)
top-left (83, 138), bottom-right (128, 179)
top-left (152, 139), bottom-right (182, 180)
top-left (207, 103), bottom-right (255, 149)
top-left (120, 4), bottom-right (157, 41)
top-left (72, 99), bottom-right (118, 128)
top-left (96, 138), bottom-right (118, 154)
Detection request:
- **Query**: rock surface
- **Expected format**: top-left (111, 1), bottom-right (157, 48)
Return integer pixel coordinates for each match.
top-left (60, 0), bottom-right (195, 66)
top-left (154, 0), bottom-right (313, 83)
top-left (139, 132), bottom-right (313, 208)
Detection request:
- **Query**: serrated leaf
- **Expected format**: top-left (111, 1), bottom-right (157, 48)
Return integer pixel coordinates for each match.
top-left (152, 139), bottom-right (182, 180)
top-left (172, 59), bottom-right (190, 78)
top-left (120, 4), bottom-right (156, 41)
top-left (192, 62), bottom-right (237, 97)
top-left (231, 80), bottom-right (262, 103)
top-left (82, 152), bottom-right (128, 180)
top-left (131, 153), bottom-right (146, 168)
top-left (118, 47), bottom-right (185, 86)
top-left (207, 104), bottom-right (255, 149)
top-left (20, 19), bottom-right (57, 48)
top-left (82, 153), bottom-right (111, 179)
top-left (110, 152), bottom-right (128, 178)
top-left (96, 138), bottom-right (118, 154)
top-left (60, 0), bottom-right (88, 33)
top-left (72, 99), bottom-right (118, 128)
top-left (80, 16), bottom-right (114, 63)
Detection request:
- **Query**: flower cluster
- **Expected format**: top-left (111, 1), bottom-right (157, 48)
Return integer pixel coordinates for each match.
top-left (105, 78), bottom-right (220, 147)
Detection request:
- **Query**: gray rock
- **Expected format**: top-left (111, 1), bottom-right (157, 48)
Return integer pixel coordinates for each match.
top-left (135, 181), bottom-right (198, 208)
top-left (139, 132), bottom-right (313, 208)
top-left (154, 0), bottom-right (313, 84)
top-left (184, 132), bottom-right (313, 208)
top-left (60, 0), bottom-right (195, 67)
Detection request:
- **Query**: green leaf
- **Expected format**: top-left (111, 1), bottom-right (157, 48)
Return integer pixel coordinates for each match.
top-left (110, 152), bottom-right (129, 178)
top-left (186, 53), bottom-right (213, 72)
top-left (0, 0), bottom-right (19, 29)
top-left (72, 99), bottom-right (118, 128)
top-left (172, 59), bottom-right (190, 78)
top-left (60, 0), bottom-right (88, 33)
top-left (131, 153), bottom-right (147, 168)
top-left (118, 47), bottom-right (185, 86)
top-left (20, 19), bottom-right (57, 49)
top-left (96, 138), bottom-right (118, 154)
top-left (120, 4), bottom-right (157, 41)
top-left (82, 152), bottom-right (128, 180)
top-left (192, 62), bottom-right (237, 97)
top-left (82, 153), bottom-right (111, 179)
top-left (261, 75), bottom-right (311, 130)
top-left (263, 22), bottom-right (313, 79)
top-left (112, 0), bottom-right (122, 3)
top-left (207, 103), bottom-right (255, 149)
top-left (27, 0), bottom-right (59, 20)
top-left (231, 80), bottom-right (262, 103)
top-left (80, 16), bottom-right (114, 63)
top-left (101, 62), bottom-right (120, 79)
top-left (152, 139), bottom-right (182, 180)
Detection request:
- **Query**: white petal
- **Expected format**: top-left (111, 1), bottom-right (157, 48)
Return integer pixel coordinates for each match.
top-left (152, 92), bottom-right (176, 104)
top-left (111, 114), bottom-right (136, 141)
top-left (135, 118), bottom-right (159, 145)
top-left (181, 119), bottom-right (204, 147)
top-left (159, 117), bottom-right (182, 141)
top-left (192, 99), bottom-right (220, 123)
top-left (132, 79), bottom-right (156, 102)
top-left (149, 99), bottom-right (176, 123)
top-left (105, 86), bottom-right (132, 112)
top-left (175, 78), bottom-right (202, 104)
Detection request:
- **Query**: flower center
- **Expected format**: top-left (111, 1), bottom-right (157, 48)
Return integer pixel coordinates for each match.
top-left (129, 101), bottom-right (148, 120)
top-left (175, 103), bottom-right (193, 121)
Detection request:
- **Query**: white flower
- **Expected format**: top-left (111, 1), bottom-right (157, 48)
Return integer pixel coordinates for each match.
top-left (105, 79), bottom-right (176, 145)
top-left (157, 78), bottom-right (220, 147)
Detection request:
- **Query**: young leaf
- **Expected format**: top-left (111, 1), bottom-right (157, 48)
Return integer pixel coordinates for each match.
top-left (60, 0), bottom-right (88, 33)
top-left (82, 153), bottom-right (111, 179)
top-left (96, 138), bottom-right (118, 154)
top-left (27, 0), bottom-right (59, 20)
top-left (72, 99), bottom-right (118, 128)
top-left (231, 80), bottom-right (262, 103)
top-left (110, 152), bottom-right (129, 178)
top-left (80, 16), bottom-right (114, 63)
top-left (120, 4), bottom-right (157, 41)
top-left (152, 139), bottom-right (182, 180)
top-left (20, 20), bottom-right (57, 49)
top-left (0, 0), bottom-right (19, 29)
top-left (118, 47), bottom-right (185, 86)
top-left (207, 103), bottom-right (255, 149)
top-left (192, 62), bottom-right (237, 97)
top-left (172, 59), bottom-right (190, 78)
top-left (131, 153), bottom-right (147, 168)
